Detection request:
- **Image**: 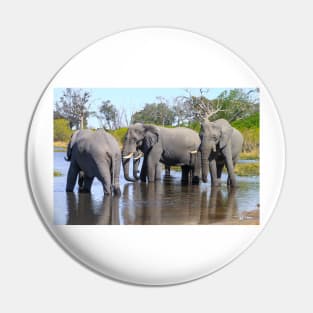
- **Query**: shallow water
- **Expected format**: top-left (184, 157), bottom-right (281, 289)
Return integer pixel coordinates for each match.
top-left (54, 151), bottom-right (259, 225)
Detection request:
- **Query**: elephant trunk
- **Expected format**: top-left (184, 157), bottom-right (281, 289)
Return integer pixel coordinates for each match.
top-left (122, 151), bottom-right (136, 182)
top-left (201, 150), bottom-right (210, 183)
top-left (64, 142), bottom-right (72, 161)
top-left (212, 142), bottom-right (216, 153)
top-left (133, 158), bottom-right (140, 180)
top-left (201, 140), bottom-right (216, 182)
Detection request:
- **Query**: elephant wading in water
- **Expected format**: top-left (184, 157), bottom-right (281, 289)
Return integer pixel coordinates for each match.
top-left (199, 119), bottom-right (243, 187)
top-left (65, 129), bottom-right (121, 195)
top-left (122, 123), bottom-right (201, 184)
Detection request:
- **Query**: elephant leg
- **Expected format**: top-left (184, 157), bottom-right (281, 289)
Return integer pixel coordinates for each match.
top-left (79, 176), bottom-right (94, 193)
top-left (224, 148), bottom-right (237, 187)
top-left (165, 165), bottom-right (171, 177)
top-left (147, 160), bottom-right (156, 182)
top-left (66, 161), bottom-right (80, 192)
top-left (147, 159), bottom-right (159, 182)
top-left (216, 162), bottom-right (224, 185)
top-left (78, 171), bottom-right (84, 189)
top-left (217, 163), bottom-right (224, 178)
top-left (227, 160), bottom-right (237, 186)
top-left (209, 158), bottom-right (220, 187)
top-left (113, 155), bottom-right (121, 195)
top-left (192, 152), bottom-right (201, 185)
top-left (155, 163), bottom-right (162, 180)
top-left (97, 165), bottom-right (112, 195)
top-left (140, 157), bottom-right (148, 182)
top-left (181, 165), bottom-right (189, 184)
top-left (146, 147), bottom-right (162, 182)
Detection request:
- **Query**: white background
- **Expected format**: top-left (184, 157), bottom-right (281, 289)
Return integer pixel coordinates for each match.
top-left (0, 0), bottom-right (311, 312)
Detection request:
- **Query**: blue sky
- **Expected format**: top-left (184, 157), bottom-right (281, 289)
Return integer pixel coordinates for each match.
top-left (54, 88), bottom-right (253, 128)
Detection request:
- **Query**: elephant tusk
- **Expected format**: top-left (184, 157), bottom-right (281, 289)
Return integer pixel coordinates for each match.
top-left (189, 150), bottom-right (198, 154)
top-left (123, 152), bottom-right (134, 159)
top-left (133, 152), bottom-right (144, 160)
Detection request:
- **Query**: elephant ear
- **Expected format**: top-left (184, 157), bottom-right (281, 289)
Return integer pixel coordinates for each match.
top-left (65, 131), bottom-right (79, 161)
top-left (142, 125), bottom-right (160, 151)
top-left (219, 123), bottom-right (234, 149)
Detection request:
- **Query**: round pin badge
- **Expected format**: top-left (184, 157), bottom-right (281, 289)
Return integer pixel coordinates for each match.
top-left (26, 27), bottom-right (285, 285)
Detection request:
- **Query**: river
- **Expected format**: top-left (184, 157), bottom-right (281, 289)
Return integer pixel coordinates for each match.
top-left (54, 151), bottom-right (259, 225)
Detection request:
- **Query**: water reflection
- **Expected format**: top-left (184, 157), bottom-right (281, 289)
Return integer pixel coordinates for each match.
top-left (54, 150), bottom-right (259, 225)
top-left (65, 193), bottom-right (119, 225)
top-left (58, 182), bottom-right (257, 225)
top-left (202, 187), bottom-right (237, 224)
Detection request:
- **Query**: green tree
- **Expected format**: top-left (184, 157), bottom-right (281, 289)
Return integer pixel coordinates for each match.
top-left (131, 102), bottom-right (175, 126)
top-left (178, 88), bottom-right (258, 123)
top-left (172, 96), bottom-right (193, 126)
top-left (55, 88), bottom-right (92, 129)
top-left (212, 88), bottom-right (259, 122)
top-left (98, 100), bottom-right (118, 130)
top-left (54, 118), bottom-right (72, 142)
top-left (174, 89), bottom-right (217, 123)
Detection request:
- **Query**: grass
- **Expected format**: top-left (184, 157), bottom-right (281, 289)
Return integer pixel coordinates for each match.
top-left (54, 141), bottom-right (67, 149)
top-left (108, 127), bottom-right (128, 147)
top-left (240, 150), bottom-right (259, 160)
top-left (234, 162), bottom-right (259, 176)
top-left (166, 162), bottom-right (259, 177)
top-left (54, 170), bottom-right (63, 177)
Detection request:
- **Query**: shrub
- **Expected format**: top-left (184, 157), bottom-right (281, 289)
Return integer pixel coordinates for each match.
top-left (232, 113), bottom-right (259, 154)
top-left (241, 128), bottom-right (259, 153)
top-left (109, 127), bottom-right (128, 145)
top-left (231, 112), bottom-right (259, 130)
top-left (188, 121), bottom-right (201, 132)
top-left (54, 119), bottom-right (72, 142)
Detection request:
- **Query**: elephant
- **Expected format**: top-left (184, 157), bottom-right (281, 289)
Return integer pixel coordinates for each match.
top-left (121, 123), bottom-right (201, 184)
top-left (199, 119), bottom-right (243, 187)
top-left (65, 129), bottom-right (121, 195)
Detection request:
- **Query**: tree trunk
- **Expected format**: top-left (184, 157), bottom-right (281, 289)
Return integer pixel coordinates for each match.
top-left (80, 114), bottom-right (84, 129)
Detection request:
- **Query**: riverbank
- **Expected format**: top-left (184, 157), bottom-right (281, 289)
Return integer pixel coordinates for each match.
top-left (54, 140), bottom-right (259, 159)
top-left (54, 141), bottom-right (67, 149)
top-left (54, 141), bottom-right (259, 177)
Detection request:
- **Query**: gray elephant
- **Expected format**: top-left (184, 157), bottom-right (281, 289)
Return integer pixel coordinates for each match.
top-left (65, 129), bottom-right (121, 195)
top-left (122, 123), bottom-right (201, 184)
top-left (199, 119), bottom-right (243, 187)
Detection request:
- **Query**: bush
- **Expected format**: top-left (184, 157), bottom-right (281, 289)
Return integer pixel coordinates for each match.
top-left (240, 128), bottom-right (259, 153)
top-left (54, 118), bottom-right (72, 142)
top-left (109, 127), bottom-right (128, 146)
top-left (231, 112), bottom-right (259, 130)
top-left (188, 121), bottom-right (201, 132)
top-left (231, 113), bottom-right (259, 154)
